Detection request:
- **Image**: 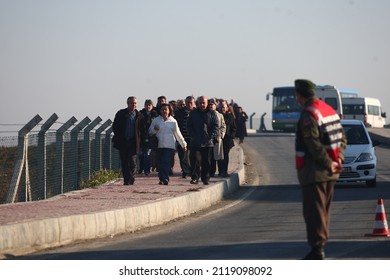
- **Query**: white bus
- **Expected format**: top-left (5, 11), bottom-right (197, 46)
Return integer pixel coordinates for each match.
top-left (267, 84), bottom-right (346, 131)
top-left (342, 97), bottom-right (387, 128)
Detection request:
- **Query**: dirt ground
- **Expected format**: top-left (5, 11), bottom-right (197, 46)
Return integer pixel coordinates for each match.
top-left (240, 143), bottom-right (259, 187)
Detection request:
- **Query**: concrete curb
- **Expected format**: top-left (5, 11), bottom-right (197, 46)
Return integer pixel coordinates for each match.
top-left (0, 147), bottom-right (245, 258)
top-left (368, 128), bottom-right (390, 146)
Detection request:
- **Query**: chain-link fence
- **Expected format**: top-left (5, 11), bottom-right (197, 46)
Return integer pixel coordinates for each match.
top-left (0, 114), bottom-right (120, 204)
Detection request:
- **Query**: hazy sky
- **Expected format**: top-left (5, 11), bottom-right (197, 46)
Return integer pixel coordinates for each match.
top-left (1, 0), bottom-right (389, 131)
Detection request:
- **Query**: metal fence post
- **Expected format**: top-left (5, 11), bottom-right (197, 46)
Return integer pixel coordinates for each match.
top-left (6, 114), bottom-right (43, 203)
top-left (81, 117), bottom-right (102, 182)
top-left (249, 112), bottom-right (255, 129)
top-left (104, 127), bottom-right (113, 170)
top-left (37, 113), bottom-right (58, 200)
top-left (55, 117), bottom-right (77, 196)
top-left (69, 117), bottom-right (90, 190)
top-left (94, 119), bottom-right (112, 171)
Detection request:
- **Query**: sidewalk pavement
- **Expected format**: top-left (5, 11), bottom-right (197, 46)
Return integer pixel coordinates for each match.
top-left (0, 146), bottom-right (245, 258)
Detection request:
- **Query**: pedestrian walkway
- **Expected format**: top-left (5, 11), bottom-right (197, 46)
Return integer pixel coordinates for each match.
top-left (0, 146), bottom-right (245, 258)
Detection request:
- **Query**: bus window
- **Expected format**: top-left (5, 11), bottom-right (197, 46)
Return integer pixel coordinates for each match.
top-left (274, 96), bottom-right (299, 112)
top-left (271, 87), bottom-right (301, 131)
top-left (368, 105), bottom-right (380, 116)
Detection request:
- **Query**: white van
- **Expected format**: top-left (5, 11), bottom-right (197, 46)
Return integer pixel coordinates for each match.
top-left (314, 85), bottom-right (343, 118)
top-left (342, 97), bottom-right (386, 128)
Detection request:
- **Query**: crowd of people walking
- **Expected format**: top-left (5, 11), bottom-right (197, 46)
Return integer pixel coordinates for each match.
top-left (112, 95), bottom-right (248, 186)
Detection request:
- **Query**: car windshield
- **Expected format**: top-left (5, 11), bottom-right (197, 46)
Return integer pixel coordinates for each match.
top-left (344, 124), bottom-right (369, 145)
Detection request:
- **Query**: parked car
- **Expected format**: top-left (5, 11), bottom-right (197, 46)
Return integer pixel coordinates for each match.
top-left (338, 119), bottom-right (380, 187)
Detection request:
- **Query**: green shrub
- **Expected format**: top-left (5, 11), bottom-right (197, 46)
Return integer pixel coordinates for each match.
top-left (80, 169), bottom-right (120, 189)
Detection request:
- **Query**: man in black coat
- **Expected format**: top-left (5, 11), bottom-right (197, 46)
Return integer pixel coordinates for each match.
top-left (174, 95), bottom-right (196, 178)
top-left (137, 99), bottom-right (159, 176)
top-left (112, 96), bottom-right (140, 185)
top-left (187, 96), bottom-right (219, 185)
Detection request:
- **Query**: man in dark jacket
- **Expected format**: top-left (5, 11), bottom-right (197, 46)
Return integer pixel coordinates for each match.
top-left (235, 106), bottom-right (248, 144)
top-left (295, 79), bottom-right (347, 260)
top-left (174, 95), bottom-right (196, 178)
top-left (136, 99), bottom-right (159, 176)
top-left (187, 96), bottom-right (219, 185)
top-left (112, 96), bottom-right (140, 185)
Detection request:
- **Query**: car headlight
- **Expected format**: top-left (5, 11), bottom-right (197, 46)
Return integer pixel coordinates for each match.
top-left (356, 153), bottom-right (374, 162)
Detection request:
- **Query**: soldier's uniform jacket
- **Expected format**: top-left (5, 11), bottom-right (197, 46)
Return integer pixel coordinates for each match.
top-left (295, 97), bottom-right (347, 185)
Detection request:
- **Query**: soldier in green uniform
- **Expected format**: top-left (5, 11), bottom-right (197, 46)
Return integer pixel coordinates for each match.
top-left (295, 79), bottom-right (347, 260)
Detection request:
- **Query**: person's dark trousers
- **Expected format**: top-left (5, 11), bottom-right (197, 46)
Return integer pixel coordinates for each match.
top-left (119, 140), bottom-right (137, 185)
top-left (190, 146), bottom-right (212, 183)
top-left (137, 152), bottom-right (143, 173)
top-left (139, 147), bottom-right (152, 175)
top-left (200, 147), bottom-right (213, 183)
top-left (177, 139), bottom-right (191, 176)
top-left (302, 181), bottom-right (335, 248)
top-left (210, 155), bottom-right (217, 176)
top-left (218, 145), bottom-right (231, 176)
top-left (189, 148), bottom-right (200, 181)
top-left (151, 148), bottom-right (158, 171)
top-left (157, 148), bottom-right (174, 183)
top-left (217, 159), bottom-right (225, 176)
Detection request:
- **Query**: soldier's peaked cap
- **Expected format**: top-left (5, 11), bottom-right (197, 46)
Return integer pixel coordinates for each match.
top-left (294, 79), bottom-right (315, 98)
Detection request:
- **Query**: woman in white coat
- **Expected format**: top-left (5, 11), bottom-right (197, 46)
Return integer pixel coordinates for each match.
top-left (149, 104), bottom-right (187, 185)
